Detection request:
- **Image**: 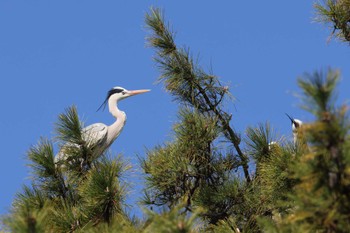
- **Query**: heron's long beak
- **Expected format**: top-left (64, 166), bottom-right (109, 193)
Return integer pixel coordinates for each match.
top-left (285, 113), bottom-right (294, 124)
top-left (128, 89), bottom-right (151, 96)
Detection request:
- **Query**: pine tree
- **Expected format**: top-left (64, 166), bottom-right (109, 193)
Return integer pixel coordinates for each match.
top-left (141, 8), bottom-right (294, 232)
top-left (141, 8), bottom-right (256, 230)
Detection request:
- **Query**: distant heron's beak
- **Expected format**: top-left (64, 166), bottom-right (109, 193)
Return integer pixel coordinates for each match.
top-left (285, 113), bottom-right (294, 123)
top-left (128, 89), bottom-right (151, 96)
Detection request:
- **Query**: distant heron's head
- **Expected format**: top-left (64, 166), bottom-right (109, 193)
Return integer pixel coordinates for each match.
top-left (285, 113), bottom-right (302, 133)
top-left (97, 86), bottom-right (150, 111)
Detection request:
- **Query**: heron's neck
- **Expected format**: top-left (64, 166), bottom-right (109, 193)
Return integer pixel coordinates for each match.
top-left (108, 99), bottom-right (124, 120)
top-left (293, 132), bottom-right (298, 145)
top-left (107, 98), bottom-right (127, 144)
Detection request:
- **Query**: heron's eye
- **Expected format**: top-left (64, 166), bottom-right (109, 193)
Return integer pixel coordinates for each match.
top-left (122, 91), bottom-right (126, 95)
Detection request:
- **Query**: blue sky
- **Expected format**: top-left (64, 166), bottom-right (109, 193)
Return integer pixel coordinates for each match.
top-left (1, 1), bottom-right (349, 218)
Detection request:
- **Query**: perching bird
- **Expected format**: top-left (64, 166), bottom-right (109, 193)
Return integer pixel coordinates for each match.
top-left (55, 86), bottom-right (150, 164)
top-left (285, 113), bottom-right (303, 144)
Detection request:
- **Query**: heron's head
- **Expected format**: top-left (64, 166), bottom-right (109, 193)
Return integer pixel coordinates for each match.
top-left (97, 86), bottom-right (150, 111)
top-left (285, 113), bottom-right (302, 133)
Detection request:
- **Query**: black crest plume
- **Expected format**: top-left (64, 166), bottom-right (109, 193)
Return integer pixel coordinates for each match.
top-left (97, 87), bottom-right (125, 111)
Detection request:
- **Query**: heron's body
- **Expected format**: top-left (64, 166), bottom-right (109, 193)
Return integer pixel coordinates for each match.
top-left (55, 87), bottom-right (149, 163)
top-left (81, 111), bottom-right (126, 153)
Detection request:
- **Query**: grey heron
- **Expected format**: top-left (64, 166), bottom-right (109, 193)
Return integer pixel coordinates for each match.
top-left (285, 113), bottom-right (303, 144)
top-left (55, 86), bottom-right (150, 164)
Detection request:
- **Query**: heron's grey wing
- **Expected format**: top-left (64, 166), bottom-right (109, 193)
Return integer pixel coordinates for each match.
top-left (55, 123), bottom-right (108, 164)
top-left (82, 123), bottom-right (108, 146)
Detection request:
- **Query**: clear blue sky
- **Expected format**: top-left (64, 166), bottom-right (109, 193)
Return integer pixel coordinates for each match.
top-left (1, 1), bottom-right (349, 217)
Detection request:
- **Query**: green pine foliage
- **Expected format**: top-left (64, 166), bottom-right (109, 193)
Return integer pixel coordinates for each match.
top-left (315, 0), bottom-right (350, 43)
top-left (142, 204), bottom-right (200, 233)
top-left (141, 108), bottom-right (243, 227)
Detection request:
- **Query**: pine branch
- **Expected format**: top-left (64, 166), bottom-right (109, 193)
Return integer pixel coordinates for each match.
top-left (245, 122), bottom-right (277, 165)
top-left (298, 68), bottom-right (339, 116)
top-left (3, 185), bottom-right (52, 233)
top-left (141, 109), bottom-right (235, 211)
top-left (314, 0), bottom-right (350, 43)
top-left (145, 7), bottom-right (250, 182)
top-left (55, 105), bottom-right (84, 145)
top-left (27, 138), bottom-right (68, 199)
top-left (78, 156), bottom-right (128, 225)
top-left (143, 203), bottom-right (200, 233)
